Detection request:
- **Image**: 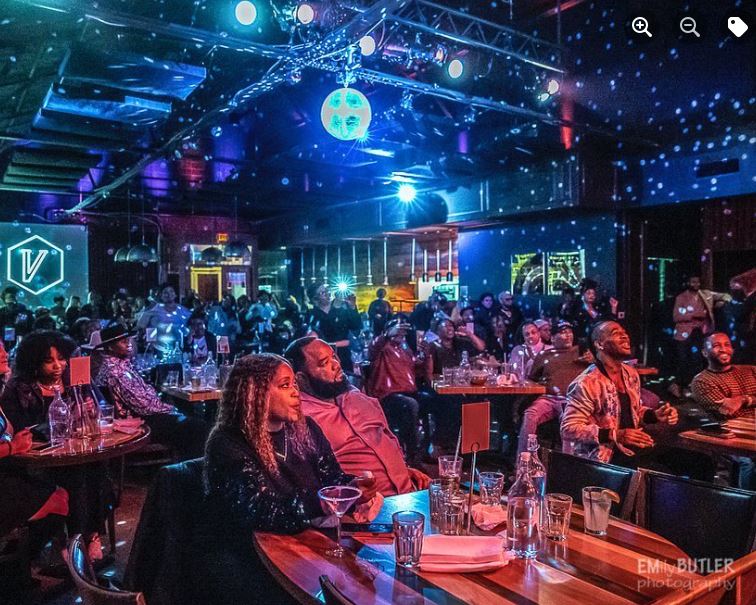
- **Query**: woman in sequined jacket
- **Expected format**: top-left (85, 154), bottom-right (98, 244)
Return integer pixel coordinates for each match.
top-left (201, 354), bottom-right (376, 603)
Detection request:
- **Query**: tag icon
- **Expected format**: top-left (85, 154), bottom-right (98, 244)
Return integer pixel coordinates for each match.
top-left (728, 16), bottom-right (748, 37)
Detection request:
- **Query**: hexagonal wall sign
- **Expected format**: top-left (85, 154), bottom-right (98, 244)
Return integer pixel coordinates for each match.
top-left (6, 235), bottom-right (64, 295)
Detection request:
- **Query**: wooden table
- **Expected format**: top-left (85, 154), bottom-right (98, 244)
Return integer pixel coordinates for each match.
top-left (433, 380), bottom-right (547, 396)
top-left (16, 426), bottom-right (150, 468)
top-left (161, 386), bottom-right (223, 402)
top-left (255, 490), bottom-right (704, 605)
top-left (675, 411), bottom-right (756, 458)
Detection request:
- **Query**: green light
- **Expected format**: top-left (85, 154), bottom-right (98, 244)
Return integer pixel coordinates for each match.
top-left (320, 88), bottom-right (372, 141)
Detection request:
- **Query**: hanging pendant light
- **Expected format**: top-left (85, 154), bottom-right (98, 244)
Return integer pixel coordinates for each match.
top-left (115, 188), bottom-right (133, 263)
top-left (434, 246), bottom-right (442, 282)
top-left (408, 238), bottom-right (416, 284)
top-left (366, 241), bottom-right (373, 286)
top-left (127, 243), bottom-right (159, 263)
top-left (201, 246), bottom-right (224, 264)
top-left (421, 248), bottom-right (429, 282)
top-left (127, 188), bottom-right (158, 263)
top-left (382, 238), bottom-right (389, 286)
top-left (224, 196), bottom-right (250, 261)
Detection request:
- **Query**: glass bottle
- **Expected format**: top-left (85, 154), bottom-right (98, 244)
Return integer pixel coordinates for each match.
top-left (527, 434), bottom-right (547, 524)
top-left (48, 387), bottom-right (70, 447)
top-left (507, 452), bottom-right (540, 558)
top-left (459, 350), bottom-right (471, 384)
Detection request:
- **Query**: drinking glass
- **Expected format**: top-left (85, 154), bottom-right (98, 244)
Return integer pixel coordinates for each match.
top-left (164, 370), bottom-right (179, 388)
top-left (544, 493), bottom-right (572, 541)
top-left (479, 472), bottom-right (505, 506)
top-left (438, 490), bottom-right (466, 535)
top-left (441, 367), bottom-right (455, 386)
top-left (98, 404), bottom-right (114, 435)
top-left (392, 511), bottom-right (424, 567)
top-left (428, 479), bottom-right (444, 525)
top-left (582, 487), bottom-right (612, 536)
top-left (438, 456), bottom-right (462, 492)
top-left (318, 485), bottom-right (363, 557)
top-left (190, 368), bottom-right (202, 390)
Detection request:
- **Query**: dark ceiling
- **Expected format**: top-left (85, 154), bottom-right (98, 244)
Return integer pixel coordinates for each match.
top-left (0, 0), bottom-right (753, 223)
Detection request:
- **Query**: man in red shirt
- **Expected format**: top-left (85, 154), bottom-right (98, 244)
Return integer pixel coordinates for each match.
top-left (285, 337), bottom-right (430, 496)
top-left (367, 319), bottom-right (431, 461)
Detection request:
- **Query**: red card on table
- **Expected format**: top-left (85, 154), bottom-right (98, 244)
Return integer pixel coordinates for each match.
top-left (461, 401), bottom-right (490, 454)
top-left (69, 356), bottom-right (91, 386)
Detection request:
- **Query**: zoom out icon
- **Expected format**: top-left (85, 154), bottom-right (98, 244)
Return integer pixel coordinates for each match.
top-left (728, 16), bottom-right (749, 38)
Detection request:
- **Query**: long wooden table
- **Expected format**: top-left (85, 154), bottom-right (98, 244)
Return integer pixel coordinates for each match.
top-left (255, 490), bottom-right (706, 605)
top-left (161, 386), bottom-right (223, 402)
top-left (675, 411), bottom-right (756, 458)
top-left (433, 380), bottom-right (547, 396)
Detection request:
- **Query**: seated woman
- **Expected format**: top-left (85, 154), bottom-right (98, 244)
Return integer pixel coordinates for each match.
top-left (0, 330), bottom-right (108, 561)
top-left (202, 353), bottom-right (377, 604)
top-left (0, 338), bottom-right (68, 560)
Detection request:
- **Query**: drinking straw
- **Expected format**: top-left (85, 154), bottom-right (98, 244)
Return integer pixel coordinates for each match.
top-left (453, 427), bottom-right (462, 466)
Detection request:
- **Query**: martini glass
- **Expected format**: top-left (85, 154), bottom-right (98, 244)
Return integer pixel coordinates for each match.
top-left (318, 485), bottom-right (362, 557)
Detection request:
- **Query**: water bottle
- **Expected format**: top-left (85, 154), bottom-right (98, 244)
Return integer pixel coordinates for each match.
top-left (459, 350), bottom-right (471, 384)
top-left (203, 355), bottom-right (218, 388)
top-left (251, 331), bottom-right (262, 354)
top-left (527, 434), bottom-right (547, 524)
top-left (507, 452), bottom-right (540, 558)
top-left (48, 387), bottom-right (70, 447)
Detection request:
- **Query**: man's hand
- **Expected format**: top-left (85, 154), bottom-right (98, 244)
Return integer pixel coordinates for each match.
top-left (654, 403), bottom-right (679, 425)
top-left (11, 429), bottom-right (33, 455)
top-left (408, 467), bottom-right (431, 490)
top-left (616, 428), bottom-right (655, 449)
top-left (351, 474), bottom-right (379, 504)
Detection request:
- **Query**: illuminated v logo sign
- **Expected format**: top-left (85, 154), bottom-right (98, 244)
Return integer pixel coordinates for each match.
top-left (20, 248), bottom-right (49, 283)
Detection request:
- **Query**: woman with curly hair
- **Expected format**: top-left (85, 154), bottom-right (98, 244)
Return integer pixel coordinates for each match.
top-left (202, 353), bottom-right (376, 603)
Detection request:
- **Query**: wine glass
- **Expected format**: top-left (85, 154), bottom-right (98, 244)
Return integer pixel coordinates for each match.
top-left (317, 485), bottom-right (362, 558)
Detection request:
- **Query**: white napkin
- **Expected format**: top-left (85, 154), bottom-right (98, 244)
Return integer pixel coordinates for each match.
top-left (418, 535), bottom-right (513, 573)
top-left (470, 503), bottom-right (507, 531)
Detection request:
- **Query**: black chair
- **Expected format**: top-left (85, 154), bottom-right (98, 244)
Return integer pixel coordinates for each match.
top-left (543, 449), bottom-right (640, 519)
top-left (124, 458), bottom-right (205, 605)
top-left (0, 526), bottom-right (34, 591)
top-left (67, 533), bottom-right (147, 605)
top-left (319, 575), bottom-right (357, 605)
top-left (638, 469), bottom-right (756, 565)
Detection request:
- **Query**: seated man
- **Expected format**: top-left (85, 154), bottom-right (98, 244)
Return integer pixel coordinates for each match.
top-left (690, 332), bottom-right (756, 489)
top-left (517, 321), bottom-right (592, 455)
top-left (94, 323), bottom-right (208, 459)
top-left (284, 336), bottom-right (430, 496)
top-left (367, 319), bottom-right (431, 462)
top-left (561, 321), bottom-right (679, 466)
top-left (184, 314), bottom-right (216, 365)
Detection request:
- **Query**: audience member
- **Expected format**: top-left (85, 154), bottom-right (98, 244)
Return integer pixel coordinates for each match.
top-left (517, 322), bottom-right (590, 454)
top-left (305, 283), bottom-right (361, 373)
top-left (202, 353), bottom-right (376, 604)
top-left (671, 276), bottom-right (731, 396)
top-left (94, 323), bottom-right (208, 459)
top-left (0, 287), bottom-right (34, 336)
top-left (285, 337), bottom-right (430, 496)
top-left (495, 291), bottom-right (523, 352)
top-left (510, 322), bottom-right (552, 379)
top-left (136, 283), bottom-right (191, 355)
top-left (185, 315), bottom-right (217, 365)
top-left (690, 332), bottom-right (756, 489)
top-left (367, 288), bottom-right (392, 334)
top-left (366, 319), bottom-right (431, 461)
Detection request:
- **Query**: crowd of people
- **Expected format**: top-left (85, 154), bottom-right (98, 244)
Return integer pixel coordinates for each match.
top-left (0, 272), bottom-right (753, 602)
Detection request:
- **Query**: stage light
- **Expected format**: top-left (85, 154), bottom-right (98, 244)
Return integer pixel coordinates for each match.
top-left (235, 1), bottom-right (257, 26)
top-left (321, 87), bottom-right (372, 141)
top-left (295, 3), bottom-right (315, 24)
top-left (546, 78), bottom-right (560, 96)
top-left (336, 281), bottom-right (349, 293)
top-left (432, 44), bottom-right (448, 65)
top-left (447, 58), bottom-right (464, 79)
top-left (359, 34), bottom-right (377, 56)
top-left (398, 184), bottom-right (417, 203)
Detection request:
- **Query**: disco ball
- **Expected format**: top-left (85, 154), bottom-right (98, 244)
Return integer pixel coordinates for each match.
top-left (320, 87), bottom-right (372, 141)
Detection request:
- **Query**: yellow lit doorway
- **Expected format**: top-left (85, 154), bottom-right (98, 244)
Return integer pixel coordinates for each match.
top-left (190, 267), bottom-right (222, 303)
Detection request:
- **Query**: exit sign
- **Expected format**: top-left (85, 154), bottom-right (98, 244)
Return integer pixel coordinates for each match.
top-left (216, 232), bottom-right (229, 244)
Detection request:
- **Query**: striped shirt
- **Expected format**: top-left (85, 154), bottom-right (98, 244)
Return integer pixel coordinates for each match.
top-left (690, 366), bottom-right (756, 418)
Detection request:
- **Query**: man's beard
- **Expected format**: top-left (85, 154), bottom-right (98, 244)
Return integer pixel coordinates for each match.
top-left (300, 373), bottom-right (351, 400)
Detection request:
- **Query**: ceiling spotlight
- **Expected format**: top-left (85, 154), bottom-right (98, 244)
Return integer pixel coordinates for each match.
top-left (433, 44), bottom-right (449, 65)
top-left (235, 1), bottom-right (257, 26)
top-left (359, 34), bottom-right (377, 56)
top-left (546, 78), bottom-right (561, 96)
top-left (447, 58), bottom-right (464, 79)
top-left (295, 3), bottom-right (315, 24)
top-left (398, 184), bottom-right (417, 203)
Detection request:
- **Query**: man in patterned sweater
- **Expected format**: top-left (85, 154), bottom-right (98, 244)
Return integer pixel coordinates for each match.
top-left (690, 332), bottom-right (755, 489)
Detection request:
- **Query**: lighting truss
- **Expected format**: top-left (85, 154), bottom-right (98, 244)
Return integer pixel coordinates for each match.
top-left (389, 0), bottom-right (563, 73)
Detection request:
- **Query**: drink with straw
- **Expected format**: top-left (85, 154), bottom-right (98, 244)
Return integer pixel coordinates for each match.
top-left (581, 487), bottom-right (619, 536)
top-left (438, 455), bottom-right (462, 492)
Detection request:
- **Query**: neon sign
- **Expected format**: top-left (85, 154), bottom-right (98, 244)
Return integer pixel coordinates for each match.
top-left (6, 235), bottom-right (65, 295)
